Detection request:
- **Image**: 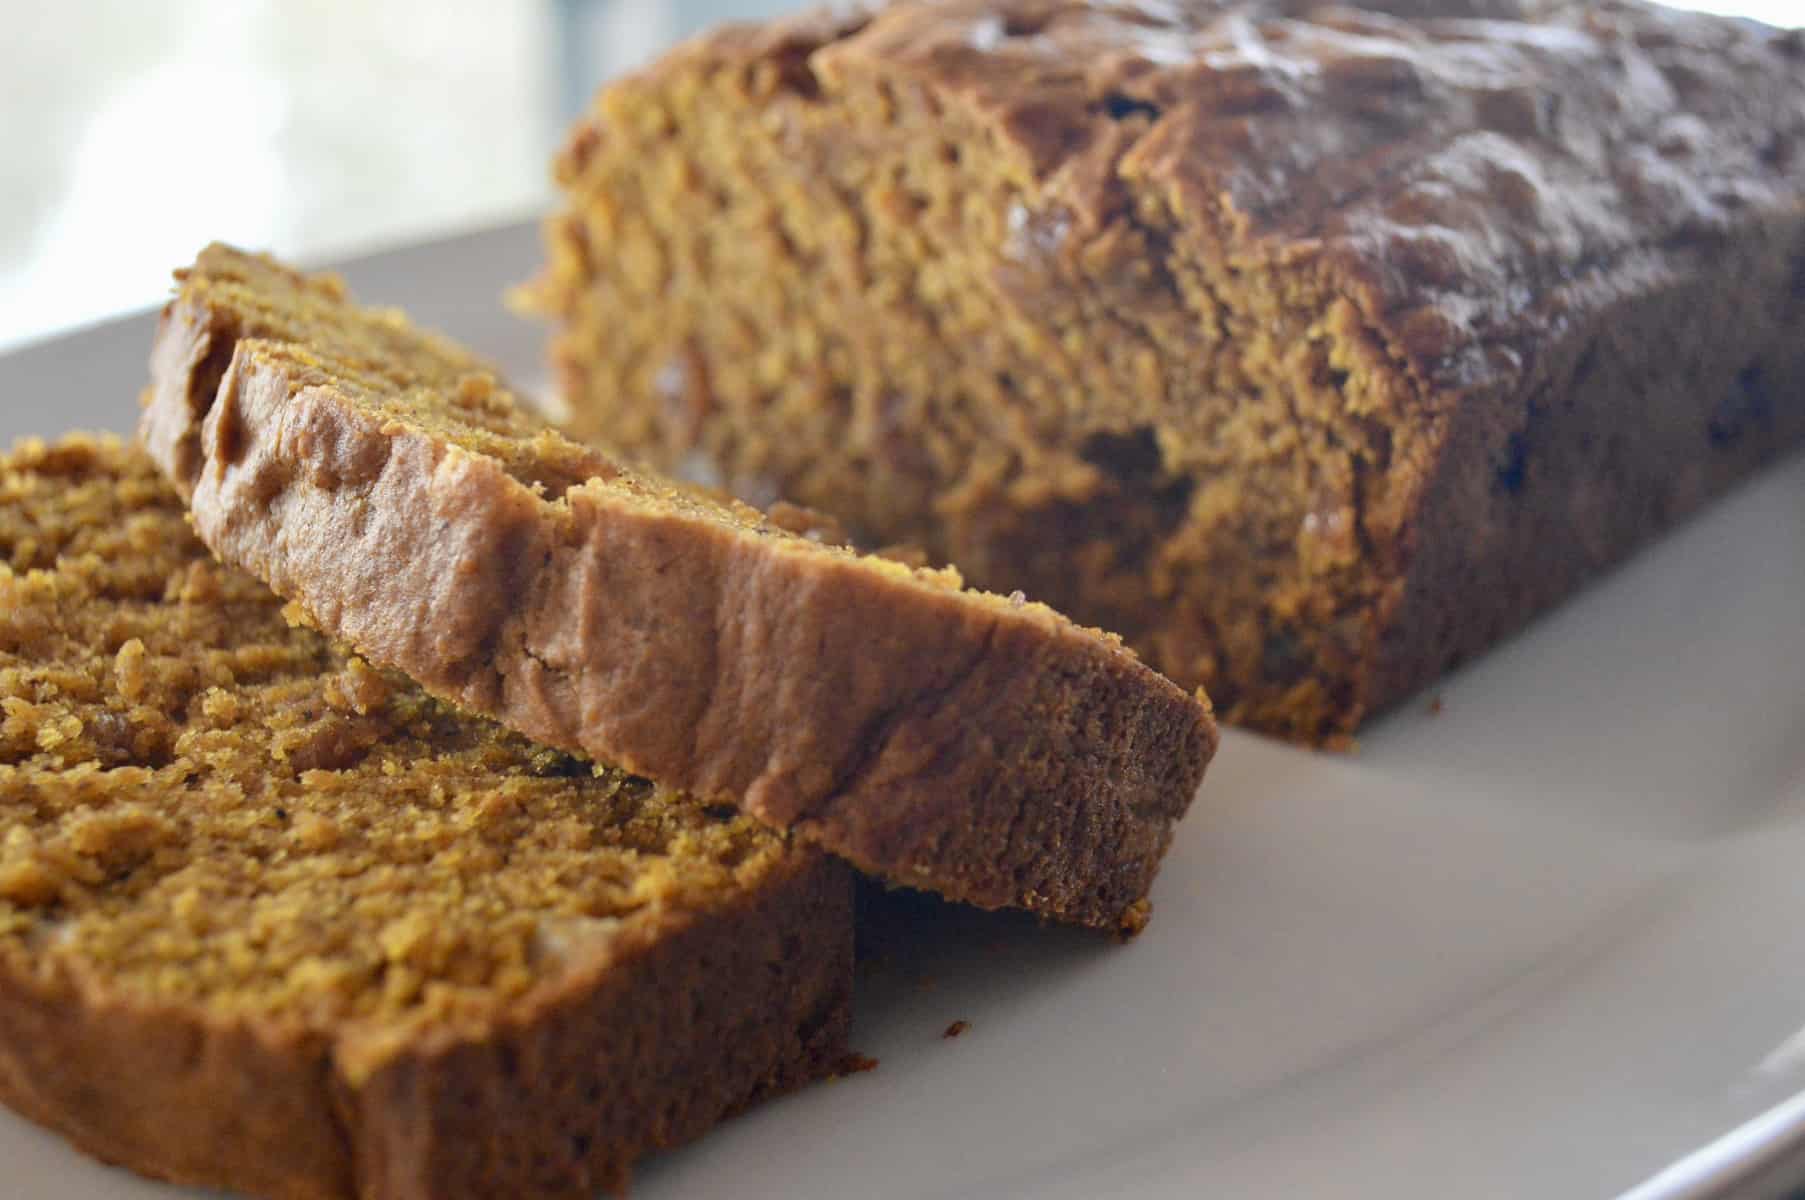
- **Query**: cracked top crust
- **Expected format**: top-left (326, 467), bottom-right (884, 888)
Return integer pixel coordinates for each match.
top-left (141, 245), bottom-right (1217, 931)
top-left (669, 0), bottom-right (1805, 396)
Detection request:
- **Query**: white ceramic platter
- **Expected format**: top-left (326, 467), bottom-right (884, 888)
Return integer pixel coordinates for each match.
top-left (2, 224), bottom-right (1802, 1200)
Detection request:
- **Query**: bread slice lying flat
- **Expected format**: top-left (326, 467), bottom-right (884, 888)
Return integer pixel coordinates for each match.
top-left (142, 245), bottom-right (1217, 933)
top-left (0, 435), bottom-right (852, 1200)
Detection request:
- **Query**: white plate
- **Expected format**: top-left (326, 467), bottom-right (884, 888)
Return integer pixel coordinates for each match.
top-left (2, 223), bottom-right (1802, 1200)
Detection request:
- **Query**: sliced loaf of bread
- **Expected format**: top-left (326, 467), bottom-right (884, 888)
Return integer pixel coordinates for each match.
top-left (142, 245), bottom-right (1218, 932)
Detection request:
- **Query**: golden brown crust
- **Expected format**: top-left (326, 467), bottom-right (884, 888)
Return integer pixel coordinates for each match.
top-left (532, 0), bottom-right (1805, 742)
top-left (343, 858), bottom-right (850, 1200)
top-left (0, 856), bottom-right (851, 1200)
top-left (142, 246), bottom-right (1217, 930)
top-left (0, 969), bottom-right (352, 1200)
top-left (0, 435), bottom-right (853, 1198)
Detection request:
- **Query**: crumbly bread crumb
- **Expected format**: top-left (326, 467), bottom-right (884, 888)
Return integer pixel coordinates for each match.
top-left (0, 436), bottom-right (788, 1031)
top-left (0, 435), bottom-right (852, 1199)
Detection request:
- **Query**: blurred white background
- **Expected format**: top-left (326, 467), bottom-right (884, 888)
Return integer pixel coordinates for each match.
top-left (0, 0), bottom-right (1798, 352)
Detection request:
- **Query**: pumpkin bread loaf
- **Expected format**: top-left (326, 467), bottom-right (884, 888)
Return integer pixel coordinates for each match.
top-left (141, 245), bottom-right (1217, 934)
top-left (0, 435), bottom-right (852, 1200)
top-left (531, 0), bottom-right (1805, 742)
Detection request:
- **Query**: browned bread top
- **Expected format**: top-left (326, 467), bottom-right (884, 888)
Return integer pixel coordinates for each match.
top-left (652, 0), bottom-right (1805, 399)
top-left (0, 435), bottom-right (851, 1198)
top-left (141, 245), bottom-right (1217, 932)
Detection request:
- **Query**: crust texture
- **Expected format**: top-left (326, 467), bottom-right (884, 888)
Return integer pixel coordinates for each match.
top-left (0, 856), bottom-right (850, 1200)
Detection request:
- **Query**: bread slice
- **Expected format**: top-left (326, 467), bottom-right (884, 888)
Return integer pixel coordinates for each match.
top-left (142, 244), bottom-right (1217, 933)
top-left (0, 435), bottom-right (852, 1200)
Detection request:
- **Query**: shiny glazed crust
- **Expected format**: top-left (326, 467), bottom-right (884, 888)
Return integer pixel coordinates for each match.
top-left (141, 248), bottom-right (1217, 931)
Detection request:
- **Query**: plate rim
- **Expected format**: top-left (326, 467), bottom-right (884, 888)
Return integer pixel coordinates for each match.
top-left (1621, 1090), bottom-right (1805, 1200)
